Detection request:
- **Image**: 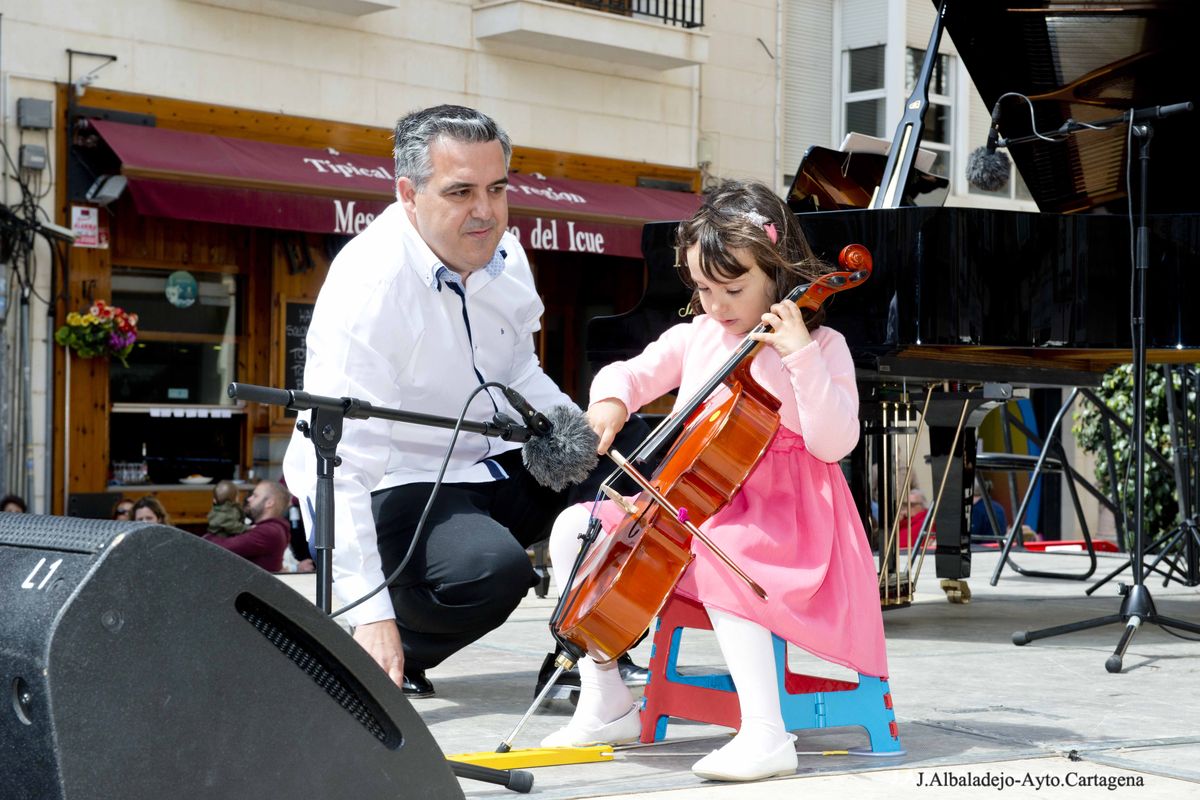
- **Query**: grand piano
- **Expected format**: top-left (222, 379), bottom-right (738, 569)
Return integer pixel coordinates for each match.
top-left (588, 0), bottom-right (1200, 601)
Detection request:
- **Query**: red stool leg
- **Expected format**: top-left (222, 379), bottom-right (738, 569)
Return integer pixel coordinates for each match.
top-left (639, 594), bottom-right (740, 742)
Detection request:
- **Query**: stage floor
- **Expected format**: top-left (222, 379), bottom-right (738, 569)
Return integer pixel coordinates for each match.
top-left (280, 548), bottom-right (1200, 799)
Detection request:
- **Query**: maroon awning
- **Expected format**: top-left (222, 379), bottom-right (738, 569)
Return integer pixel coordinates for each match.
top-left (89, 120), bottom-right (700, 259)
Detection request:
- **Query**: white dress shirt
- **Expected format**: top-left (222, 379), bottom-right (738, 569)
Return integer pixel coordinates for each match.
top-left (281, 203), bottom-right (575, 626)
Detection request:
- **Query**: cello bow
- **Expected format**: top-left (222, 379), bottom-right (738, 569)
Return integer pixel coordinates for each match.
top-left (607, 449), bottom-right (768, 600)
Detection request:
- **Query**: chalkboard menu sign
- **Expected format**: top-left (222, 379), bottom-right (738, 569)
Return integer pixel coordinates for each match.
top-left (284, 301), bottom-right (314, 390)
top-left (281, 300), bottom-right (314, 417)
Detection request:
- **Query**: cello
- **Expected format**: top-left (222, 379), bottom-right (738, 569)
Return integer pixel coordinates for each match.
top-left (553, 242), bottom-right (873, 665)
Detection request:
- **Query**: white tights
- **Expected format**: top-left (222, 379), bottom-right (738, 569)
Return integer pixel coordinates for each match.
top-left (548, 506), bottom-right (636, 724)
top-left (547, 505), bottom-right (790, 752)
top-left (708, 607), bottom-right (791, 753)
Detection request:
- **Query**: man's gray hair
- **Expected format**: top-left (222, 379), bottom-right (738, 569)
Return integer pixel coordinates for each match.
top-left (393, 105), bottom-right (512, 191)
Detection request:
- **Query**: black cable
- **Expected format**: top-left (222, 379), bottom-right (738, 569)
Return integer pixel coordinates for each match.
top-left (1159, 626), bottom-right (1200, 643)
top-left (0, 132), bottom-right (65, 306)
top-left (1117, 116), bottom-right (1139, 555)
top-left (330, 380), bottom-right (515, 619)
top-left (0, 132), bottom-right (23, 179)
top-left (995, 91), bottom-right (1112, 148)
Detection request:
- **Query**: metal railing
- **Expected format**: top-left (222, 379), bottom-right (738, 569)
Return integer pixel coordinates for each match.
top-left (553, 0), bottom-right (704, 29)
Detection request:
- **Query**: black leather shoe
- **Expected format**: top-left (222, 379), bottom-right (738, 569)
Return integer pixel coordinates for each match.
top-left (402, 670), bottom-right (435, 698)
top-left (534, 652), bottom-right (649, 700)
top-left (616, 653), bottom-right (649, 687)
top-left (534, 652), bottom-right (580, 701)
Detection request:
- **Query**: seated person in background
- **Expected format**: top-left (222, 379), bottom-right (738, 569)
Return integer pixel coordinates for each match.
top-left (970, 479), bottom-right (1008, 541)
top-left (207, 480), bottom-right (247, 537)
top-left (112, 498), bottom-right (134, 520)
top-left (279, 477), bottom-right (314, 573)
top-left (132, 496), bottom-right (169, 525)
top-left (1, 494), bottom-right (27, 513)
top-left (203, 480), bottom-right (290, 572)
top-left (895, 488), bottom-right (930, 549)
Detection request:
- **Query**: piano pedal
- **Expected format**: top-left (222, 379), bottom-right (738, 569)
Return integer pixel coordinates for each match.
top-left (940, 579), bottom-right (972, 604)
top-left (879, 572), bottom-right (914, 609)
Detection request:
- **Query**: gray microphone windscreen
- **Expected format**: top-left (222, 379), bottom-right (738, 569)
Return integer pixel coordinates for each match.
top-left (522, 405), bottom-right (600, 492)
top-left (966, 146), bottom-right (1012, 192)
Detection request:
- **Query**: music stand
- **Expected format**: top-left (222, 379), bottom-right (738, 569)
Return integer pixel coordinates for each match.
top-left (1012, 106), bottom-right (1200, 671)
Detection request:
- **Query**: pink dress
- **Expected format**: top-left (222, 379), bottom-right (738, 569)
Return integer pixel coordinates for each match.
top-left (588, 315), bottom-right (888, 678)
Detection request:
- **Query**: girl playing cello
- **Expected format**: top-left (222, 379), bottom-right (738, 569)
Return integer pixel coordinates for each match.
top-left (541, 180), bottom-right (889, 782)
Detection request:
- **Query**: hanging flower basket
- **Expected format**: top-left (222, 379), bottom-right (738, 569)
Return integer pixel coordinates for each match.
top-left (55, 300), bottom-right (139, 367)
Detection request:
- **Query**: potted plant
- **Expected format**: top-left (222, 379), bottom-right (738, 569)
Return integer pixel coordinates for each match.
top-left (54, 299), bottom-right (139, 367)
top-left (1072, 365), bottom-right (1192, 549)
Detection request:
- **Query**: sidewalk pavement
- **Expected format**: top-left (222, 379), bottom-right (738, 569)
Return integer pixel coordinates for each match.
top-left (280, 548), bottom-right (1200, 799)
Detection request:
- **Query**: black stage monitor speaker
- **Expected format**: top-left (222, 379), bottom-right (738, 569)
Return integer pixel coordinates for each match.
top-left (0, 514), bottom-right (463, 799)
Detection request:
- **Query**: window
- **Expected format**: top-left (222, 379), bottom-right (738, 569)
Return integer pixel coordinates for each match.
top-left (905, 48), bottom-right (953, 179)
top-left (110, 266), bottom-right (239, 406)
top-left (844, 46), bottom-right (887, 138)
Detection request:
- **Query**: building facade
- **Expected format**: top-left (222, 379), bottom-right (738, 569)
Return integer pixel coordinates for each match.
top-left (1, 0), bottom-right (1047, 530)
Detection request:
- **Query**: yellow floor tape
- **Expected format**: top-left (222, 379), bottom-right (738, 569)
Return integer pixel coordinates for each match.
top-left (447, 745), bottom-right (614, 770)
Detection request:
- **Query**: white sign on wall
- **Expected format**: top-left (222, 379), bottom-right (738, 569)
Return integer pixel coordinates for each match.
top-left (70, 206), bottom-right (107, 249)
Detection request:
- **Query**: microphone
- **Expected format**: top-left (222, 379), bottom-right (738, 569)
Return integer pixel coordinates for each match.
top-left (1128, 101), bottom-right (1193, 122)
top-left (500, 385), bottom-right (600, 490)
top-left (966, 100), bottom-right (1012, 192)
top-left (502, 386), bottom-right (553, 436)
top-left (520, 405), bottom-right (600, 492)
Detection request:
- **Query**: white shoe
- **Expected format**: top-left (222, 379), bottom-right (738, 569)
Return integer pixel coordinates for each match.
top-left (692, 733), bottom-right (798, 781)
top-left (539, 704), bottom-right (641, 748)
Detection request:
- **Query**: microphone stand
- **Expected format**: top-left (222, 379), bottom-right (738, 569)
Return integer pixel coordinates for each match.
top-left (229, 382), bottom-right (533, 614)
top-left (1011, 103), bottom-right (1200, 672)
top-left (227, 382), bottom-right (535, 793)
top-left (995, 102), bottom-right (1195, 150)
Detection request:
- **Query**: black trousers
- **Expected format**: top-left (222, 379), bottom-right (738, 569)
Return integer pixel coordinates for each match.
top-left (371, 419), bottom-right (650, 671)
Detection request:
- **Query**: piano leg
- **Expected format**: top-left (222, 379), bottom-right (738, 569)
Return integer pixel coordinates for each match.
top-left (849, 436), bottom-right (874, 548)
top-left (859, 387), bottom-right (997, 606)
top-left (859, 399), bottom-right (919, 608)
top-left (928, 425), bottom-right (976, 585)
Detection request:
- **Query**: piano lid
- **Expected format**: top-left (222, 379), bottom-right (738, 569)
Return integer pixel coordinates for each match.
top-left (786, 145), bottom-right (949, 213)
top-left (940, 0), bottom-right (1200, 214)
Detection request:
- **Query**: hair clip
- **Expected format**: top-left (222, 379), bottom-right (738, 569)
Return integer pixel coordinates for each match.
top-left (739, 210), bottom-right (778, 245)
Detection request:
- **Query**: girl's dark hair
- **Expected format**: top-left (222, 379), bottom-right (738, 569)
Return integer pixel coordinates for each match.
top-left (674, 179), bottom-right (832, 330)
top-left (0, 494), bottom-right (26, 512)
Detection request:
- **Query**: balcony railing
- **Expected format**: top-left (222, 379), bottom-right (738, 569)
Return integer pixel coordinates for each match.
top-left (555, 0), bottom-right (704, 29)
top-left (476, 0), bottom-right (708, 69)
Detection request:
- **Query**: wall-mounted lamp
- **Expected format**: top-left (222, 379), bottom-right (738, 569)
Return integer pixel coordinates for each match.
top-left (85, 174), bottom-right (127, 207)
top-left (67, 49), bottom-right (118, 102)
top-left (72, 73), bottom-right (98, 98)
